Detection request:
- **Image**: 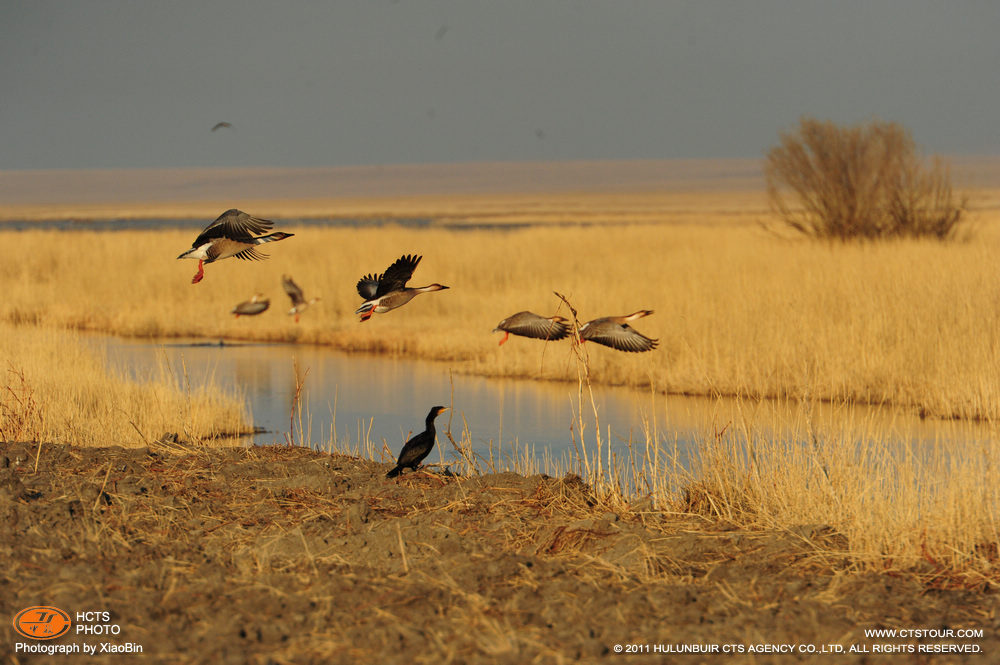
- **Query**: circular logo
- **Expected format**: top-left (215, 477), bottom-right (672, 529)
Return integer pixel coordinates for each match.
top-left (13, 606), bottom-right (72, 640)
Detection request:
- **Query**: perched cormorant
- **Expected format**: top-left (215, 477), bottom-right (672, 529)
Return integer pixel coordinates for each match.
top-left (386, 406), bottom-right (449, 478)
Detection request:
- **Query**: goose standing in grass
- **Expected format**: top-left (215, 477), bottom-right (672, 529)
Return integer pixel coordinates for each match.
top-left (578, 310), bottom-right (658, 352)
top-left (386, 406), bottom-right (449, 479)
top-left (231, 293), bottom-right (270, 317)
top-left (355, 254), bottom-right (448, 322)
top-left (177, 209), bottom-right (293, 284)
top-left (282, 275), bottom-right (320, 323)
top-left (493, 311), bottom-right (570, 346)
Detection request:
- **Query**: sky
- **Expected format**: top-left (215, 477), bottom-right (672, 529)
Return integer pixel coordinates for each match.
top-left (2, 1), bottom-right (999, 170)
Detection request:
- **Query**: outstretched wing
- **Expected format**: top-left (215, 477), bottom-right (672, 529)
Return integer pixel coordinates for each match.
top-left (375, 254), bottom-right (421, 297)
top-left (583, 323), bottom-right (658, 353)
top-left (282, 275), bottom-right (306, 307)
top-left (356, 273), bottom-right (380, 300)
top-left (192, 209), bottom-right (273, 247)
top-left (497, 312), bottom-right (570, 341)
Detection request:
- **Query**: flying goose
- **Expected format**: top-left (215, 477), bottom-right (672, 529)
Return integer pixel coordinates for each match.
top-left (386, 406), bottom-right (449, 478)
top-left (282, 275), bottom-right (320, 323)
top-left (231, 293), bottom-right (270, 317)
top-left (578, 310), bottom-right (658, 353)
top-left (177, 209), bottom-right (293, 284)
top-left (355, 254), bottom-right (448, 322)
top-left (492, 311), bottom-right (570, 346)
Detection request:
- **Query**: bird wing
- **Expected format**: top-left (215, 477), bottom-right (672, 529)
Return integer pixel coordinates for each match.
top-left (282, 275), bottom-right (306, 306)
top-left (375, 254), bottom-right (421, 297)
top-left (499, 312), bottom-right (570, 341)
top-left (356, 274), bottom-right (380, 300)
top-left (582, 322), bottom-right (658, 353)
top-left (232, 300), bottom-right (270, 315)
top-left (192, 209), bottom-right (273, 247)
top-left (233, 246), bottom-right (268, 261)
top-left (395, 431), bottom-right (434, 469)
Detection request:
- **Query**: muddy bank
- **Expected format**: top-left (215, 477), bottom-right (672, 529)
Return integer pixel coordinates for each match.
top-left (0, 442), bottom-right (995, 664)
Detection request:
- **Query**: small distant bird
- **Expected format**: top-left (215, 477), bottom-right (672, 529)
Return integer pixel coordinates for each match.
top-left (282, 275), bottom-right (320, 323)
top-left (386, 406), bottom-right (449, 479)
top-left (231, 293), bottom-right (269, 317)
top-left (177, 209), bottom-right (293, 284)
top-left (355, 254), bottom-right (448, 322)
top-left (493, 311), bottom-right (570, 346)
top-left (578, 310), bottom-right (658, 353)
top-left (211, 121), bottom-right (232, 132)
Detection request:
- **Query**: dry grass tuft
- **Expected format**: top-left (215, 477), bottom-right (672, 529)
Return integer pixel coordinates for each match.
top-left (0, 322), bottom-right (250, 447)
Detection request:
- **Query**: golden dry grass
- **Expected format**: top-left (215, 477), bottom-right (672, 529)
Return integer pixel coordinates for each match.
top-left (0, 322), bottom-right (250, 447)
top-left (1, 187), bottom-right (998, 579)
top-left (2, 202), bottom-right (1000, 421)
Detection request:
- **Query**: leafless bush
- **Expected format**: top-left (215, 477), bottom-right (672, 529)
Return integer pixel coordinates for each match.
top-left (765, 118), bottom-right (967, 240)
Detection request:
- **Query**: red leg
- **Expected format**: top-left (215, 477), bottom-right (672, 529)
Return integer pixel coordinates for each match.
top-left (295, 314), bottom-right (300, 323)
top-left (360, 312), bottom-right (372, 322)
top-left (191, 260), bottom-right (205, 284)
top-left (498, 331), bottom-right (509, 346)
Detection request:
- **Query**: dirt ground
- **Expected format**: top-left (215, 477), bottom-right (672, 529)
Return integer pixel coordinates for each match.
top-left (1, 441), bottom-right (996, 664)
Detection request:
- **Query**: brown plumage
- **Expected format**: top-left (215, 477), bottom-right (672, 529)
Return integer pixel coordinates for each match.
top-left (492, 311), bottom-right (570, 346)
top-left (283, 275), bottom-right (320, 323)
top-left (578, 310), bottom-right (658, 353)
top-left (231, 293), bottom-right (270, 317)
top-left (355, 254), bottom-right (448, 322)
top-left (177, 209), bottom-right (293, 284)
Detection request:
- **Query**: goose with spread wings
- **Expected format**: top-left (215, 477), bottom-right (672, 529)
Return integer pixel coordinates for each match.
top-left (355, 254), bottom-right (448, 322)
top-left (578, 310), bottom-right (658, 353)
top-left (177, 209), bottom-right (293, 284)
top-left (231, 293), bottom-right (270, 317)
top-left (282, 275), bottom-right (320, 323)
top-left (493, 311), bottom-right (570, 346)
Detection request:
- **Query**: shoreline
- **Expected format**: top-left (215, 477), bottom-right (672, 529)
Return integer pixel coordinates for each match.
top-left (1, 441), bottom-right (995, 662)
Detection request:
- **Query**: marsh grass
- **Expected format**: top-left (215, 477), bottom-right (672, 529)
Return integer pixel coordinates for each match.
top-left (3, 218), bottom-right (1000, 420)
top-left (0, 322), bottom-right (250, 447)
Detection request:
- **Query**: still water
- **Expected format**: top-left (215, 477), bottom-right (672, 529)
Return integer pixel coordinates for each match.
top-left (100, 337), bottom-right (996, 472)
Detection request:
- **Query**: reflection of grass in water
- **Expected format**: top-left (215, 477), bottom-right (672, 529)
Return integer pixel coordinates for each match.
top-left (0, 323), bottom-right (250, 447)
top-left (4, 218), bottom-right (1000, 421)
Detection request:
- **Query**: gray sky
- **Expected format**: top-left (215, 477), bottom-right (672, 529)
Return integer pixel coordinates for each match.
top-left (2, 1), bottom-right (998, 170)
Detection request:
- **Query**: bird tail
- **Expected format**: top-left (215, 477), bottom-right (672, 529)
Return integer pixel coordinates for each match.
top-left (256, 232), bottom-right (294, 244)
top-left (386, 465), bottom-right (402, 479)
top-left (355, 301), bottom-right (376, 315)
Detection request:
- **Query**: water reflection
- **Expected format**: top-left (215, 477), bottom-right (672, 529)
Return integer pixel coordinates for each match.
top-left (101, 338), bottom-right (997, 472)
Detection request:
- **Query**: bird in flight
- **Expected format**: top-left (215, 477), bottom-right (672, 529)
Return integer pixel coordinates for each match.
top-left (231, 293), bottom-right (270, 317)
top-left (493, 311), bottom-right (570, 346)
top-left (282, 275), bottom-right (320, 323)
top-left (355, 254), bottom-right (448, 322)
top-left (177, 209), bottom-right (293, 284)
top-left (578, 310), bottom-right (659, 352)
top-left (211, 121), bottom-right (232, 132)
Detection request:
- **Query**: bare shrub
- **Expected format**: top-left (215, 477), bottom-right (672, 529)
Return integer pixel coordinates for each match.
top-left (765, 118), bottom-right (967, 240)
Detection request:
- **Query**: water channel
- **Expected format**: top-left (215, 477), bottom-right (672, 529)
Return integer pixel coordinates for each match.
top-left (100, 336), bottom-right (996, 475)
